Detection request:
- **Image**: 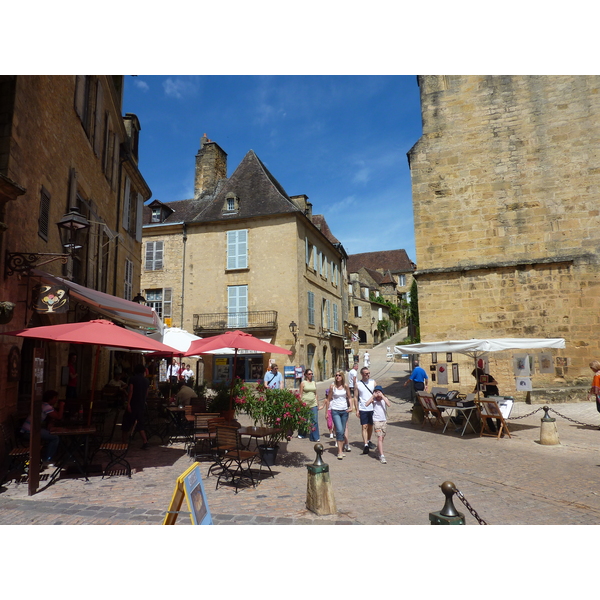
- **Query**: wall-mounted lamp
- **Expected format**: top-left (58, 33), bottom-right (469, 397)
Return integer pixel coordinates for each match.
top-left (289, 320), bottom-right (298, 341)
top-left (133, 292), bottom-right (147, 305)
top-left (6, 206), bottom-right (90, 276)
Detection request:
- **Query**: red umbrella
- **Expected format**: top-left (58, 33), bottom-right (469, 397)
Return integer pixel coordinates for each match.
top-left (183, 330), bottom-right (292, 357)
top-left (182, 330), bottom-right (292, 412)
top-left (5, 319), bottom-right (180, 423)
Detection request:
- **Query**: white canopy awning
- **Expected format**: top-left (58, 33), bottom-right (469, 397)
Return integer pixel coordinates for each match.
top-left (32, 269), bottom-right (163, 333)
top-left (395, 338), bottom-right (566, 359)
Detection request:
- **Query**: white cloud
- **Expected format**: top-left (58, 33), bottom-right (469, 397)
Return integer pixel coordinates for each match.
top-left (133, 78), bottom-right (149, 92)
top-left (163, 77), bottom-right (198, 99)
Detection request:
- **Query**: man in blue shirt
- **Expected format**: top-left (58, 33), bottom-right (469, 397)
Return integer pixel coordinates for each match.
top-left (404, 360), bottom-right (428, 393)
top-left (264, 363), bottom-right (284, 389)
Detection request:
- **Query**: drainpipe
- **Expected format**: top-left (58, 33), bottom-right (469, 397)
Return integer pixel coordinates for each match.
top-left (181, 223), bottom-right (187, 329)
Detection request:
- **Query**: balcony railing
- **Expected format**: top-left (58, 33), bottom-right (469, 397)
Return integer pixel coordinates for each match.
top-left (193, 310), bottom-right (278, 333)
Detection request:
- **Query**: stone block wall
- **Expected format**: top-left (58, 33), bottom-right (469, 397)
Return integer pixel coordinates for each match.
top-left (408, 75), bottom-right (600, 399)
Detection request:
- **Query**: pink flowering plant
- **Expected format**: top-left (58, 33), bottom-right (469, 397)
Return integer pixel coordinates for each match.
top-left (234, 381), bottom-right (313, 446)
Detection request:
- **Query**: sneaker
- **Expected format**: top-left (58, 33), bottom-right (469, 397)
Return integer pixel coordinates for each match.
top-left (297, 435), bottom-right (306, 439)
top-left (362, 445), bottom-right (369, 455)
top-left (380, 455), bottom-right (387, 464)
top-left (329, 433), bottom-right (335, 439)
top-left (343, 444), bottom-right (351, 452)
top-left (337, 454), bottom-right (344, 460)
top-left (368, 441), bottom-right (376, 450)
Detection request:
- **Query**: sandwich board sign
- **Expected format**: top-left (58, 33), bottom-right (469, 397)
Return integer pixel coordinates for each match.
top-left (163, 462), bottom-right (212, 525)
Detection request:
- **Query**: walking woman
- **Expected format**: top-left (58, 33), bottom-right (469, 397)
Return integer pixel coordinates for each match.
top-left (589, 360), bottom-right (600, 418)
top-left (299, 368), bottom-right (320, 441)
top-left (329, 371), bottom-right (353, 460)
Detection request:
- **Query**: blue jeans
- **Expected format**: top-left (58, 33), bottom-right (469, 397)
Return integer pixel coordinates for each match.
top-left (331, 409), bottom-right (349, 441)
top-left (23, 429), bottom-right (59, 461)
top-left (308, 406), bottom-right (320, 441)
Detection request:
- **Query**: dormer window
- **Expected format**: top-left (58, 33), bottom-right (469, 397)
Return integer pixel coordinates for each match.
top-left (151, 208), bottom-right (161, 223)
top-left (223, 193), bottom-right (240, 214)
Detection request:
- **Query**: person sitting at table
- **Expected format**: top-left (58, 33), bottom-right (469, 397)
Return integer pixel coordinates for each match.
top-left (175, 380), bottom-right (198, 406)
top-left (123, 363), bottom-right (150, 449)
top-left (106, 371), bottom-right (128, 402)
top-left (20, 389), bottom-right (65, 468)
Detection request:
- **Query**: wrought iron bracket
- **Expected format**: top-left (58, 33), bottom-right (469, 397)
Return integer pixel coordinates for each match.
top-left (5, 252), bottom-right (69, 277)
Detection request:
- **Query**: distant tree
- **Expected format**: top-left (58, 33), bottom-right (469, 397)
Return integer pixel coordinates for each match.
top-left (408, 279), bottom-right (420, 342)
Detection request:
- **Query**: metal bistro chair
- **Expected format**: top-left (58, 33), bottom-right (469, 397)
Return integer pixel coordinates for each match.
top-left (213, 424), bottom-right (272, 493)
top-left (188, 413), bottom-right (222, 457)
top-left (0, 421), bottom-right (29, 486)
top-left (97, 420), bottom-right (137, 478)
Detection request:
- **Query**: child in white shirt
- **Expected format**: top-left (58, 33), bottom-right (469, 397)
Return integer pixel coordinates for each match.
top-left (365, 385), bottom-right (391, 464)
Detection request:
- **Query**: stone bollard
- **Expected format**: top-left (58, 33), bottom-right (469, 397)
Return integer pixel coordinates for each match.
top-left (539, 405), bottom-right (560, 445)
top-left (306, 443), bottom-right (337, 516)
top-left (429, 481), bottom-right (465, 525)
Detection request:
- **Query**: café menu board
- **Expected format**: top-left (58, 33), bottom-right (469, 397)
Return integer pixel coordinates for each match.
top-left (163, 463), bottom-right (212, 525)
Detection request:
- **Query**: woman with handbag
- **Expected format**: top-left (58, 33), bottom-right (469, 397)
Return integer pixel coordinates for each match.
top-left (329, 371), bottom-right (353, 460)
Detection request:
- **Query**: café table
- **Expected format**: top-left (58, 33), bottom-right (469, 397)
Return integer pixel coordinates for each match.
top-left (237, 426), bottom-right (282, 451)
top-left (45, 425), bottom-right (97, 485)
top-left (166, 406), bottom-right (193, 445)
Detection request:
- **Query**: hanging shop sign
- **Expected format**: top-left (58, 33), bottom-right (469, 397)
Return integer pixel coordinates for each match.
top-left (33, 284), bottom-right (69, 313)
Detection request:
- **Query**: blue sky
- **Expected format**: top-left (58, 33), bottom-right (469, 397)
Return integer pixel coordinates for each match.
top-left (123, 75), bottom-right (422, 262)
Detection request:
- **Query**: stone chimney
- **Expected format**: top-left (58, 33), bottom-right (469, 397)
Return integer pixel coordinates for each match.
top-left (290, 194), bottom-right (312, 218)
top-left (194, 133), bottom-right (227, 198)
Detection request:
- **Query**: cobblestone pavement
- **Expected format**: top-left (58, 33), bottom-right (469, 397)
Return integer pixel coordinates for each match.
top-left (2, 334), bottom-right (600, 526)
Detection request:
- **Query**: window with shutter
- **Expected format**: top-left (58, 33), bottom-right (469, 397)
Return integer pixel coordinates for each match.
top-left (122, 176), bottom-right (131, 231)
top-left (145, 241), bottom-right (164, 270)
top-left (226, 229), bottom-right (248, 270)
top-left (333, 304), bottom-right (339, 332)
top-left (38, 186), bottom-right (51, 241)
top-left (308, 291), bottom-right (315, 326)
top-left (124, 258), bottom-right (133, 300)
top-left (228, 285), bottom-right (248, 327)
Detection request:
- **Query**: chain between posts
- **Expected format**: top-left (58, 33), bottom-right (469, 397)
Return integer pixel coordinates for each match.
top-left (451, 485), bottom-right (488, 525)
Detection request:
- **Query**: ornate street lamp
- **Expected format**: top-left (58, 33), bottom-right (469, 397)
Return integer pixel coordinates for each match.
top-left (289, 320), bottom-right (298, 342)
top-left (133, 292), bottom-right (146, 305)
top-left (5, 206), bottom-right (90, 276)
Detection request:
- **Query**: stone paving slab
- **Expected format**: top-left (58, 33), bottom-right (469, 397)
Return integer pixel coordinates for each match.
top-left (2, 346), bottom-right (600, 525)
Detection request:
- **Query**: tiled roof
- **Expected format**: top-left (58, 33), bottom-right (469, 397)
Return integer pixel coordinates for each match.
top-left (143, 198), bottom-right (204, 225)
top-left (193, 150), bottom-right (301, 222)
top-left (347, 249), bottom-right (415, 274)
top-left (311, 214), bottom-right (340, 245)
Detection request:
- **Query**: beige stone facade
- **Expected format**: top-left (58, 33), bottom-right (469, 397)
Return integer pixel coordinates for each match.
top-left (408, 75), bottom-right (600, 400)
top-left (0, 76), bottom-right (151, 422)
top-left (142, 142), bottom-right (346, 384)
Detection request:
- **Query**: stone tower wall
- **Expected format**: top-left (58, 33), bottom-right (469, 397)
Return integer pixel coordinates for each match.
top-left (408, 75), bottom-right (600, 400)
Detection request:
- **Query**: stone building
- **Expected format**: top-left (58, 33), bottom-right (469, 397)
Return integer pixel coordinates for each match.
top-left (345, 249), bottom-right (415, 353)
top-left (0, 76), bottom-right (153, 423)
top-left (142, 135), bottom-right (347, 383)
top-left (407, 75), bottom-right (600, 401)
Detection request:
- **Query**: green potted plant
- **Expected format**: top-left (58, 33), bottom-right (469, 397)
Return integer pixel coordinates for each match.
top-left (234, 382), bottom-right (314, 465)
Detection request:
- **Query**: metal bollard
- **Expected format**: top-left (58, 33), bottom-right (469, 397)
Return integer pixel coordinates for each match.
top-left (539, 405), bottom-right (560, 445)
top-left (306, 443), bottom-right (337, 515)
top-left (429, 481), bottom-right (465, 525)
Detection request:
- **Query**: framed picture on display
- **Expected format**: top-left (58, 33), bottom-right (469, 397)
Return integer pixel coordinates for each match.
top-left (452, 363), bottom-right (460, 383)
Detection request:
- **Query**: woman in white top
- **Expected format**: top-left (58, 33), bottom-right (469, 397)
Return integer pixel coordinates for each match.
top-left (328, 371), bottom-right (353, 460)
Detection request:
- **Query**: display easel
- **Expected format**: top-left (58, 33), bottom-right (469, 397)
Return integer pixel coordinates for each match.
top-left (163, 462), bottom-right (212, 525)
